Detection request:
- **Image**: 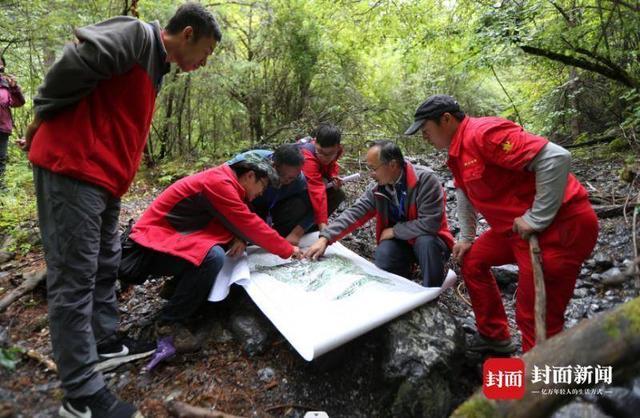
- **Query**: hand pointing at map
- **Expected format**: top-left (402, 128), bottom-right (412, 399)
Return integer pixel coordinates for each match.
top-left (304, 237), bottom-right (329, 260)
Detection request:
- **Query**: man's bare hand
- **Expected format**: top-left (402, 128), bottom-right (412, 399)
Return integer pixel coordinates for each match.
top-left (513, 216), bottom-right (537, 240)
top-left (5, 75), bottom-right (16, 88)
top-left (332, 177), bottom-right (343, 189)
top-left (291, 246), bottom-right (303, 259)
top-left (18, 117), bottom-right (41, 152)
top-left (379, 227), bottom-right (394, 241)
top-left (304, 237), bottom-right (329, 260)
top-left (226, 237), bottom-right (247, 257)
top-left (452, 241), bottom-right (473, 264)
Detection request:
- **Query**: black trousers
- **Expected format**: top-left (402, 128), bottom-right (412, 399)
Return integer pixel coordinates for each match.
top-left (270, 187), bottom-right (346, 237)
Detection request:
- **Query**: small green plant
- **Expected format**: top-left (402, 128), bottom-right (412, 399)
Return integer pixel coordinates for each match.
top-left (0, 346), bottom-right (24, 371)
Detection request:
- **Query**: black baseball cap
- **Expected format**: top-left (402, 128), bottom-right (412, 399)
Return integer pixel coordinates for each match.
top-left (404, 94), bottom-right (462, 135)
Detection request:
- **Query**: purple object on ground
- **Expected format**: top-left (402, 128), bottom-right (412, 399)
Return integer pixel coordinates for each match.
top-left (143, 336), bottom-right (176, 371)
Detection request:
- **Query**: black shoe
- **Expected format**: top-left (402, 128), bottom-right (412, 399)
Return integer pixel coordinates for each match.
top-left (59, 386), bottom-right (143, 418)
top-left (97, 335), bottom-right (156, 360)
top-left (467, 333), bottom-right (517, 354)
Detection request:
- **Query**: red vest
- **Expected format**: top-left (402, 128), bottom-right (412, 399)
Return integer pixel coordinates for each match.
top-left (298, 141), bottom-right (343, 225)
top-left (447, 116), bottom-right (590, 234)
top-left (29, 65), bottom-right (157, 198)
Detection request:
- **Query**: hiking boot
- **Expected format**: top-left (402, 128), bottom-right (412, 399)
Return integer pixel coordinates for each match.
top-left (59, 386), bottom-right (143, 418)
top-left (156, 322), bottom-right (200, 353)
top-left (467, 333), bottom-right (517, 354)
top-left (97, 335), bottom-right (156, 360)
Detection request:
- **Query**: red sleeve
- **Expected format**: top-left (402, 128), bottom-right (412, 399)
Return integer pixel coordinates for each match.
top-left (302, 151), bottom-right (329, 225)
top-left (203, 180), bottom-right (294, 259)
top-left (475, 118), bottom-right (548, 171)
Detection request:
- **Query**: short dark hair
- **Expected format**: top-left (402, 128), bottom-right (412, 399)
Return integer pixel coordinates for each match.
top-left (370, 140), bottom-right (404, 166)
top-left (273, 144), bottom-right (304, 168)
top-left (433, 110), bottom-right (465, 123)
top-left (166, 2), bottom-right (222, 42)
top-left (313, 123), bottom-right (341, 147)
top-left (229, 160), bottom-right (269, 181)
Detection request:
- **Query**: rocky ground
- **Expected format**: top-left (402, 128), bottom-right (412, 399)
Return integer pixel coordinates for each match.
top-left (0, 148), bottom-right (638, 417)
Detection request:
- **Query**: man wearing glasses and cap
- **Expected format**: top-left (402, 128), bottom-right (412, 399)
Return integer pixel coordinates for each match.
top-left (405, 94), bottom-right (598, 354)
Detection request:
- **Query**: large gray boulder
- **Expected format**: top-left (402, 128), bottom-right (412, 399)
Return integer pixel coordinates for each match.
top-left (381, 302), bottom-right (465, 417)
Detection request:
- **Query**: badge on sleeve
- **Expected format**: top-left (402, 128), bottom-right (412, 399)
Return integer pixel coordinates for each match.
top-left (501, 141), bottom-right (513, 153)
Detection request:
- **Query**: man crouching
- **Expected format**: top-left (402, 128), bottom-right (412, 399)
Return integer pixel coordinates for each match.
top-left (305, 140), bottom-right (453, 287)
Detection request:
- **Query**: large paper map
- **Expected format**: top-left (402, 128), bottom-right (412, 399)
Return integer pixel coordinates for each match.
top-left (209, 233), bottom-right (457, 360)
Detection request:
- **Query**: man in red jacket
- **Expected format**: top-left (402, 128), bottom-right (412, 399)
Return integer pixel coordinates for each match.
top-left (405, 94), bottom-right (598, 353)
top-left (305, 140), bottom-right (453, 287)
top-left (293, 124), bottom-right (347, 237)
top-left (126, 156), bottom-right (300, 352)
top-left (21, 4), bottom-right (222, 417)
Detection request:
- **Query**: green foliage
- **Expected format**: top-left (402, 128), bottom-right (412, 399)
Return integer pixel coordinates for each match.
top-left (0, 0), bottom-right (637, 183)
top-left (0, 346), bottom-right (24, 371)
top-left (608, 138), bottom-right (630, 152)
top-left (0, 146), bottom-right (37, 254)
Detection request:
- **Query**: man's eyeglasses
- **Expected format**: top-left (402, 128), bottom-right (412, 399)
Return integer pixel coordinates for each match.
top-left (366, 163), bottom-right (385, 173)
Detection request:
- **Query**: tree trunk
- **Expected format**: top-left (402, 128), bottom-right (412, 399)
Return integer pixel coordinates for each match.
top-left (451, 296), bottom-right (640, 418)
top-left (520, 45), bottom-right (638, 88)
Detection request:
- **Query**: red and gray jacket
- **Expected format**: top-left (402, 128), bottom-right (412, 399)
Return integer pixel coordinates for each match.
top-left (29, 17), bottom-right (170, 197)
top-left (298, 139), bottom-right (343, 225)
top-left (129, 164), bottom-right (294, 266)
top-left (319, 162), bottom-right (454, 249)
top-left (0, 80), bottom-right (25, 134)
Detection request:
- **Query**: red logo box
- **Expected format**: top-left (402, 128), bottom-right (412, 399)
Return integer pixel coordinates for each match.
top-left (483, 357), bottom-right (526, 400)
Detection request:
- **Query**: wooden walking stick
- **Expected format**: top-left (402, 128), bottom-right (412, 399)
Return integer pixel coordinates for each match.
top-left (529, 235), bottom-right (546, 344)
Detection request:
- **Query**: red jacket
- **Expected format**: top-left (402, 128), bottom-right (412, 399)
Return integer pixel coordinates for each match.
top-left (298, 140), bottom-right (343, 225)
top-left (130, 164), bottom-right (295, 266)
top-left (447, 116), bottom-right (589, 234)
top-left (322, 162), bottom-right (454, 249)
top-left (28, 17), bottom-right (169, 198)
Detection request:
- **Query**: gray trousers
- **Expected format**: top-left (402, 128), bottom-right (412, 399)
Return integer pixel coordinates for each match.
top-left (374, 235), bottom-right (450, 287)
top-left (34, 167), bottom-right (120, 398)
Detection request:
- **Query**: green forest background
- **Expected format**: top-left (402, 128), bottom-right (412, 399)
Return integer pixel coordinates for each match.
top-left (1, 0), bottom-right (639, 249)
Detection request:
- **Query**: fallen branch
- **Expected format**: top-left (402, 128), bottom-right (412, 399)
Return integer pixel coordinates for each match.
top-left (0, 269), bottom-right (46, 313)
top-left (24, 349), bottom-right (57, 373)
top-left (165, 400), bottom-right (246, 418)
top-left (94, 350), bottom-right (155, 373)
top-left (264, 403), bottom-right (321, 413)
top-left (451, 296), bottom-right (640, 418)
top-left (593, 204), bottom-right (625, 218)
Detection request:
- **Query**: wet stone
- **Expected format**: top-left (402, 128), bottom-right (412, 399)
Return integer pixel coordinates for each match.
top-left (381, 302), bottom-right (465, 418)
top-left (258, 367), bottom-right (275, 382)
top-left (601, 267), bottom-right (626, 287)
top-left (551, 401), bottom-right (611, 418)
top-left (228, 311), bottom-right (272, 357)
top-left (492, 265), bottom-right (519, 286)
top-left (593, 253), bottom-right (614, 272)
